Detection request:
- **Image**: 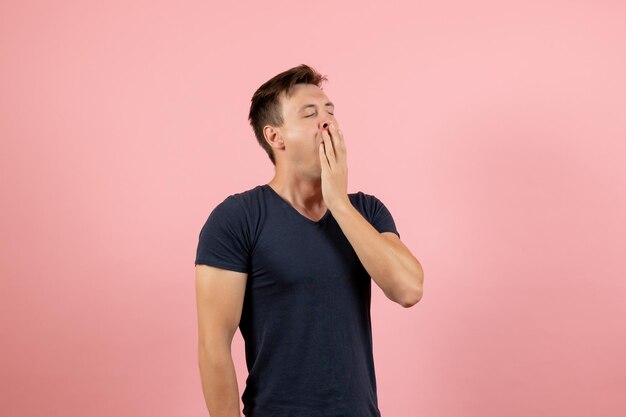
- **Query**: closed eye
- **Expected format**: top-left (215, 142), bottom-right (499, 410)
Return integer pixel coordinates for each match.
top-left (306, 112), bottom-right (334, 117)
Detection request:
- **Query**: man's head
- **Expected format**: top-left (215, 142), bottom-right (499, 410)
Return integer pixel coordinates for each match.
top-left (248, 64), bottom-right (338, 176)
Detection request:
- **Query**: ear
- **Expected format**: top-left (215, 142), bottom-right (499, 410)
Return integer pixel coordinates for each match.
top-left (263, 125), bottom-right (284, 150)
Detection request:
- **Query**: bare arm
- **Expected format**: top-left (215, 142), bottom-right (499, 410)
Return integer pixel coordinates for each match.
top-left (196, 264), bottom-right (248, 417)
top-left (198, 345), bottom-right (240, 417)
top-left (331, 203), bottom-right (424, 307)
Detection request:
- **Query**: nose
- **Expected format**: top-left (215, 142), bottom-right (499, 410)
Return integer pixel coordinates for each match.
top-left (320, 114), bottom-right (337, 131)
top-left (320, 118), bottom-right (335, 130)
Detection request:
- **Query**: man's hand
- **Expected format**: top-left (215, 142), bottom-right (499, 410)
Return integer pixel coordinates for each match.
top-left (319, 121), bottom-right (350, 212)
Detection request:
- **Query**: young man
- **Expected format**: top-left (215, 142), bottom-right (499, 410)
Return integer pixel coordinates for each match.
top-left (195, 64), bottom-right (424, 417)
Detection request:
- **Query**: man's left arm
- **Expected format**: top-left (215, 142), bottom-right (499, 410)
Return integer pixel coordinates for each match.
top-left (317, 122), bottom-right (423, 307)
top-left (331, 203), bottom-right (424, 308)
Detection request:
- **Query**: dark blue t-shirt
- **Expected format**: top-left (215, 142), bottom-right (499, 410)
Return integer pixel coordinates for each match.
top-left (195, 184), bottom-right (400, 417)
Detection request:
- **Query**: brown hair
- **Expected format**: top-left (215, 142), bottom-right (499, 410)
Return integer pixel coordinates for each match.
top-left (248, 64), bottom-right (328, 166)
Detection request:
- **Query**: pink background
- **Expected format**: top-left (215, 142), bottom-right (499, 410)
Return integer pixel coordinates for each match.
top-left (1, 1), bottom-right (625, 416)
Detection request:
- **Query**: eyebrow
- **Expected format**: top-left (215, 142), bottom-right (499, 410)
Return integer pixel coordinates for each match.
top-left (298, 102), bottom-right (335, 113)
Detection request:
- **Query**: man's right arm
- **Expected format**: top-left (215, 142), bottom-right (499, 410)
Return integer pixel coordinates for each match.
top-left (195, 264), bottom-right (248, 417)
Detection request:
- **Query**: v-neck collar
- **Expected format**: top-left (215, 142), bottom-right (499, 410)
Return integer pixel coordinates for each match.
top-left (263, 184), bottom-right (331, 225)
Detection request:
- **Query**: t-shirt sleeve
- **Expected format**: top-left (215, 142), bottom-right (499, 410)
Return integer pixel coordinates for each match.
top-left (366, 194), bottom-right (401, 239)
top-left (194, 196), bottom-right (251, 273)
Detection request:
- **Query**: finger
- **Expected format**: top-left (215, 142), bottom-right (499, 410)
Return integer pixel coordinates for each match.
top-left (336, 128), bottom-right (345, 154)
top-left (329, 123), bottom-right (346, 163)
top-left (322, 129), bottom-right (336, 163)
top-left (329, 122), bottom-right (342, 144)
top-left (329, 122), bottom-right (343, 149)
top-left (319, 141), bottom-right (330, 170)
top-left (336, 129), bottom-right (346, 164)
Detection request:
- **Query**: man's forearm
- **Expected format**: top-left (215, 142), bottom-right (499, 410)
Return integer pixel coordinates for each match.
top-left (198, 345), bottom-right (241, 417)
top-left (330, 202), bottom-right (423, 306)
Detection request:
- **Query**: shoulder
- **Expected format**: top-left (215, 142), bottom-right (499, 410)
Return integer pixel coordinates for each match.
top-left (211, 184), bottom-right (265, 215)
top-left (348, 191), bottom-right (378, 221)
top-left (197, 186), bottom-right (264, 248)
top-left (349, 190), bottom-right (386, 212)
top-left (227, 184), bottom-right (266, 208)
top-left (199, 186), bottom-right (263, 233)
top-left (200, 185), bottom-right (265, 244)
top-left (349, 190), bottom-right (378, 202)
